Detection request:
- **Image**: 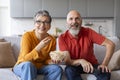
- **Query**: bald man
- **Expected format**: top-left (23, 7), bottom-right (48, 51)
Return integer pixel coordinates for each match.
top-left (58, 10), bottom-right (115, 80)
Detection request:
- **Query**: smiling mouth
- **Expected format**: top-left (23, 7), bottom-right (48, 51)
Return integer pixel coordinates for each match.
top-left (38, 27), bottom-right (46, 30)
top-left (70, 24), bottom-right (79, 29)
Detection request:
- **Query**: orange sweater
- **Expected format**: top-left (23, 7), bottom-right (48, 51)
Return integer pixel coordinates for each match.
top-left (15, 30), bottom-right (56, 69)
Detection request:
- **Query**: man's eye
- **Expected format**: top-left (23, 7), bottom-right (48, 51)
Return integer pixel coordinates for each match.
top-left (69, 18), bottom-right (73, 20)
top-left (36, 21), bottom-right (41, 23)
top-left (76, 17), bottom-right (80, 21)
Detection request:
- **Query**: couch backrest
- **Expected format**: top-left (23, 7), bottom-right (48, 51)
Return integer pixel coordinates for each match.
top-left (1, 36), bottom-right (120, 64)
top-left (0, 36), bottom-right (21, 61)
top-left (93, 37), bottom-right (120, 64)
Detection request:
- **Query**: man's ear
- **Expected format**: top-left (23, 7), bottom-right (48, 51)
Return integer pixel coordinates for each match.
top-left (65, 24), bottom-right (70, 30)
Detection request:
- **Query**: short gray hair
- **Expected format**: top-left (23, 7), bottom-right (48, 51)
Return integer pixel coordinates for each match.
top-left (34, 10), bottom-right (52, 23)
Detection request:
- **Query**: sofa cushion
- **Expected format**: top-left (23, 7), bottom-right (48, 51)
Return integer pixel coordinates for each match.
top-left (0, 68), bottom-right (19, 80)
top-left (108, 49), bottom-right (120, 71)
top-left (0, 38), bottom-right (5, 42)
top-left (0, 42), bottom-right (16, 68)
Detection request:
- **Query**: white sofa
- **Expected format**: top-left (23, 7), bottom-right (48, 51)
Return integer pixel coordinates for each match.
top-left (0, 36), bottom-right (120, 80)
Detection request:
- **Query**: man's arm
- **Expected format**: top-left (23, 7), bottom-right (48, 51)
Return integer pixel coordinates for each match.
top-left (99, 38), bottom-right (115, 72)
top-left (63, 51), bottom-right (94, 73)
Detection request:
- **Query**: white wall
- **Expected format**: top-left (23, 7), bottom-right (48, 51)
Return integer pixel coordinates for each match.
top-left (0, 0), bottom-right (10, 36)
top-left (83, 19), bottom-right (115, 37)
top-left (10, 18), bottom-right (115, 37)
top-left (0, 0), bottom-right (115, 37)
top-left (10, 18), bottom-right (67, 36)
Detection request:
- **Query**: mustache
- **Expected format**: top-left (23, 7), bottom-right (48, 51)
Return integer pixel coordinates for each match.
top-left (69, 24), bottom-right (79, 29)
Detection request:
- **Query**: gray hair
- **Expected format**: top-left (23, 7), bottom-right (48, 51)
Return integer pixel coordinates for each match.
top-left (34, 10), bottom-right (52, 23)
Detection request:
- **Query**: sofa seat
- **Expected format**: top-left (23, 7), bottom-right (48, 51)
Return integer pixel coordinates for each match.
top-left (1, 67), bottom-right (120, 80)
top-left (0, 68), bottom-right (20, 80)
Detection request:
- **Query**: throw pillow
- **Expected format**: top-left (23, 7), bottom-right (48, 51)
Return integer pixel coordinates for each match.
top-left (108, 49), bottom-right (120, 71)
top-left (0, 38), bottom-right (5, 42)
top-left (0, 42), bottom-right (16, 68)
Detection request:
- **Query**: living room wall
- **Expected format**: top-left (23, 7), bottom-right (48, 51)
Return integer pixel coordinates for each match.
top-left (10, 18), bottom-right (115, 37)
top-left (0, 0), bottom-right (115, 37)
top-left (0, 0), bottom-right (10, 36)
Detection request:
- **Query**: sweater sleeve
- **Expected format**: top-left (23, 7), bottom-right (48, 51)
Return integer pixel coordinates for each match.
top-left (18, 32), bottom-right (40, 62)
top-left (44, 36), bottom-right (56, 64)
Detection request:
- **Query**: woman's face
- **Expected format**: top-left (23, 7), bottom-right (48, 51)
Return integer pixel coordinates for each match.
top-left (34, 15), bottom-right (51, 34)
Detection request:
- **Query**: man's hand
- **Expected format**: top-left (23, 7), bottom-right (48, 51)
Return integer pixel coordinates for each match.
top-left (70, 59), bottom-right (94, 73)
top-left (79, 59), bottom-right (94, 73)
top-left (60, 51), bottom-right (94, 73)
top-left (98, 64), bottom-right (111, 73)
top-left (71, 59), bottom-right (94, 73)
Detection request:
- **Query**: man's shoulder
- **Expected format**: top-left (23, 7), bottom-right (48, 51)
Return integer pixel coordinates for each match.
top-left (81, 26), bottom-right (91, 31)
top-left (59, 31), bottom-right (69, 38)
top-left (81, 27), bottom-right (95, 34)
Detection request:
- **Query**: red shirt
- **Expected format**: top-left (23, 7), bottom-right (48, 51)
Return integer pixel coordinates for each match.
top-left (59, 27), bottom-right (105, 64)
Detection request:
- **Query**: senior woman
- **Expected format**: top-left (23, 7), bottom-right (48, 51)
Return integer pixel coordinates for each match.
top-left (13, 10), bottom-right (63, 80)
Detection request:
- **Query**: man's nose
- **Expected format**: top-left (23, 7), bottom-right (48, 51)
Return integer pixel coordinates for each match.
top-left (72, 19), bottom-right (76, 23)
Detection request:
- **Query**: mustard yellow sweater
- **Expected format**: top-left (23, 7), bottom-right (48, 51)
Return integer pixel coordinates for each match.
top-left (15, 30), bottom-right (56, 69)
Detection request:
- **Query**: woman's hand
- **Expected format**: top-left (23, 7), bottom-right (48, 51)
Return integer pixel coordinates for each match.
top-left (39, 37), bottom-right (51, 48)
top-left (35, 37), bottom-right (51, 52)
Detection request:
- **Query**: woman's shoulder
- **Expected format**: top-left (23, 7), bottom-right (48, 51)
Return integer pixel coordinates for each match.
top-left (48, 34), bottom-right (56, 40)
top-left (24, 30), bottom-right (34, 35)
top-left (22, 30), bottom-right (35, 39)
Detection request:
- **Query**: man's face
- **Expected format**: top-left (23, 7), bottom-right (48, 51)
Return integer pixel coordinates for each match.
top-left (66, 11), bottom-right (82, 35)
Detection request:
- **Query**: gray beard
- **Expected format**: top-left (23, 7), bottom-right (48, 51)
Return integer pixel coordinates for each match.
top-left (69, 29), bottom-right (80, 36)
